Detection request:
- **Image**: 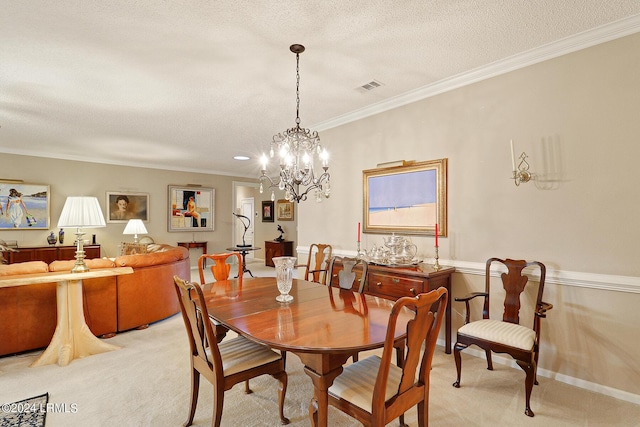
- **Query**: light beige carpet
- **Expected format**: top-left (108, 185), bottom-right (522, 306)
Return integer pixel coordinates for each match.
top-left (1, 261), bottom-right (639, 426)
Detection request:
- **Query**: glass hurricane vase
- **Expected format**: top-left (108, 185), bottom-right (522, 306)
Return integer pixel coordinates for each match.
top-left (273, 256), bottom-right (296, 303)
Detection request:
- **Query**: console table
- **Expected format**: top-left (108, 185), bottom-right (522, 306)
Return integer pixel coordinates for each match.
top-left (0, 267), bottom-right (133, 367)
top-left (264, 240), bottom-right (294, 267)
top-left (329, 261), bottom-right (456, 353)
top-left (7, 245), bottom-right (101, 264)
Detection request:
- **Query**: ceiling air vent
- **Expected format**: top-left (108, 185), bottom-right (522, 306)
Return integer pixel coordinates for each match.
top-left (356, 80), bottom-right (383, 93)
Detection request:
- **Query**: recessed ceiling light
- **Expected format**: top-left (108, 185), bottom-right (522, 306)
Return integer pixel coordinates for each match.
top-left (233, 155), bottom-right (250, 161)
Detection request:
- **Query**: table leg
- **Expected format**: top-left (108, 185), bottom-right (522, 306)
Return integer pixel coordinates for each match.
top-left (236, 250), bottom-right (255, 278)
top-left (298, 353), bottom-right (351, 427)
top-left (31, 279), bottom-right (120, 367)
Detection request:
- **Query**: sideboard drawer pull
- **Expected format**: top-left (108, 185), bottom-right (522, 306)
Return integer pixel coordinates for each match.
top-left (392, 277), bottom-right (400, 284)
top-left (410, 288), bottom-right (416, 295)
top-left (376, 282), bottom-right (382, 287)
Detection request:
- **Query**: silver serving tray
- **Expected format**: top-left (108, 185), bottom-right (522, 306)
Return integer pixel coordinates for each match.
top-left (368, 259), bottom-right (421, 268)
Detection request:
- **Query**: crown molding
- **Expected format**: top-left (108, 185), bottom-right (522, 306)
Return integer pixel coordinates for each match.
top-left (314, 14), bottom-right (640, 132)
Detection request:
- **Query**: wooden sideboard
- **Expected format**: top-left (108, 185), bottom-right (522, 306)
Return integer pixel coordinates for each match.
top-left (7, 245), bottom-right (101, 264)
top-left (329, 261), bottom-right (455, 353)
top-left (264, 240), bottom-right (294, 267)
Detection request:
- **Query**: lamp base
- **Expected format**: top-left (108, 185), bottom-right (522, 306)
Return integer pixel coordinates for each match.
top-left (71, 230), bottom-right (89, 273)
top-left (71, 261), bottom-right (90, 273)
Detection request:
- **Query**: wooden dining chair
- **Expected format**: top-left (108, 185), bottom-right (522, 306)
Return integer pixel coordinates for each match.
top-left (296, 243), bottom-right (332, 284)
top-left (198, 252), bottom-right (242, 285)
top-left (173, 275), bottom-right (290, 427)
top-left (327, 256), bottom-right (368, 292)
top-left (327, 287), bottom-right (448, 427)
top-left (198, 252), bottom-right (243, 342)
top-left (452, 258), bottom-right (553, 417)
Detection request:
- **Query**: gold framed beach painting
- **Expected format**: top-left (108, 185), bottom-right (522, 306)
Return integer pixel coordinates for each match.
top-left (363, 159), bottom-right (447, 236)
top-left (0, 183), bottom-right (50, 230)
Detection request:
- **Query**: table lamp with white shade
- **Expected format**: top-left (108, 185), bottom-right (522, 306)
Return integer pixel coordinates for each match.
top-left (57, 196), bottom-right (106, 273)
top-left (123, 219), bottom-right (147, 243)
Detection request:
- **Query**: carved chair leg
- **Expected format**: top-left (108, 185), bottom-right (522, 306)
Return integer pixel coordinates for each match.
top-left (533, 348), bottom-right (540, 385)
top-left (452, 342), bottom-right (465, 388)
top-left (273, 370), bottom-right (290, 425)
top-left (185, 368), bottom-right (200, 427)
top-left (516, 360), bottom-right (536, 417)
top-left (212, 386), bottom-right (224, 427)
top-left (485, 348), bottom-right (493, 371)
top-left (281, 350), bottom-right (287, 369)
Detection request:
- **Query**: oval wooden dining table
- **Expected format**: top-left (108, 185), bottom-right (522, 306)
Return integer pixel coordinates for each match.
top-left (202, 277), bottom-right (413, 427)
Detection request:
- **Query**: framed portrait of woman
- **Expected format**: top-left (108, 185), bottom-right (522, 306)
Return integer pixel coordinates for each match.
top-left (106, 192), bottom-right (149, 223)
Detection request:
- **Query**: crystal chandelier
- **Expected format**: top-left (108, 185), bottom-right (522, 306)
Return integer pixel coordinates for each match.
top-left (260, 44), bottom-right (330, 203)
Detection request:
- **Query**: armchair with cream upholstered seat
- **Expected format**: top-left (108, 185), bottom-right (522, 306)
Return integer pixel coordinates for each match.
top-left (327, 287), bottom-right (448, 427)
top-left (452, 258), bottom-right (553, 417)
top-left (296, 243), bottom-right (332, 284)
top-left (173, 275), bottom-right (289, 426)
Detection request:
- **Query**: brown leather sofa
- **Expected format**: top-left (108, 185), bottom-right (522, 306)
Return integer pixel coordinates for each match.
top-left (0, 244), bottom-right (190, 357)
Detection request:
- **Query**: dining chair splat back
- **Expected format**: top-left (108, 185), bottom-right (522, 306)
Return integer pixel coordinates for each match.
top-left (452, 258), bottom-right (553, 417)
top-left (327, 256), bottom-right (368, 293)
top-left (327, 287), bottom-right (448, 427)
top-left (198, 252), bottom-right (242, 284)
top-left (296, 243), bottom-right (332, 284)
top-left (173, 275), bottom-right (290, 427)
top-left (198, 252), bottom-right (243, 343)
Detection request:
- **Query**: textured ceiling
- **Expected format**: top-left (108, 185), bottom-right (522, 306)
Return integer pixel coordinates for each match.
top-left (1, 1), bottom-right (640, 177)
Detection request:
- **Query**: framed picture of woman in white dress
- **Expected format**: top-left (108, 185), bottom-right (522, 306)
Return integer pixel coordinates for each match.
top-left (0, 183), bottom-right (50, 230)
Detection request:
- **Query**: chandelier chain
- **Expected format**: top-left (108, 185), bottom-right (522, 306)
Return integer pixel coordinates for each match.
top-left (295, 51), bottom-right (301, 126)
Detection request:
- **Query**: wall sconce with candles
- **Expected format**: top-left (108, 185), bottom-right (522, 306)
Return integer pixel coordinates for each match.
top-left (510, 139), bottom-right (533, 186)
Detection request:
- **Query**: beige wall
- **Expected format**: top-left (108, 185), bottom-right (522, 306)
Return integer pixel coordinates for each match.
top-left (297, 33), bottom-right (640, 399)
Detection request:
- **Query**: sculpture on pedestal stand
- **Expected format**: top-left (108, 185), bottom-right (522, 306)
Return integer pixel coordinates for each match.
top-left (232, 212), bottom-right (251, 247)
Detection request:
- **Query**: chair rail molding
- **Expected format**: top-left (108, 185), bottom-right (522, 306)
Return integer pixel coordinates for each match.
top-left (296, 247), bottom-right (640, 294)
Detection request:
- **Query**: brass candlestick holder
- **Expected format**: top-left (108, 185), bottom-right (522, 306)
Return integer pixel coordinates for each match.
top-left (433, 246), bottom-right (441, 271)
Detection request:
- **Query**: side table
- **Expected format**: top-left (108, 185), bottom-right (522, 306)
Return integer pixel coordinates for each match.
top-left (226, 246), bottom-right (261, 278)
top-left (177, 241), bottom-right (208, 266)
